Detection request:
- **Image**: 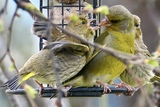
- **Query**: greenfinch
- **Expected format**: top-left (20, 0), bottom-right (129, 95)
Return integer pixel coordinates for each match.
top-left (33, 15), bottom-right (91, 43)
top-left (119, 15), bottom-right (160, 89)
top-left (33, 15), bottom-right (95, 61)
top-left (63, 5), bottom-right (135, 92)
top-left (0, 41), bottom-right (90, 90)
top-left (0, 16), bottom-right (95, 90)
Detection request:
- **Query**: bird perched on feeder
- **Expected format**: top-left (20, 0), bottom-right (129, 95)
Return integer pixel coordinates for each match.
top-left (0, 15), bottom-right (95, 92)
top-left (63, 5), bottom-right (135, 93)
top-left (118, 15), bottom-right (160, 91)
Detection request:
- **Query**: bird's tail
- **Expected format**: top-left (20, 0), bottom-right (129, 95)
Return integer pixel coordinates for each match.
top-left (32, 21), bottom-right (49, 40)
top-left (0, 75), bottom-right (20, 90)
top-left (150, 75), bottom-right (160, 82)
top-left (0, 72), bottom-right (36, 90)
top-left (32, 21), bottom-right (62, 41)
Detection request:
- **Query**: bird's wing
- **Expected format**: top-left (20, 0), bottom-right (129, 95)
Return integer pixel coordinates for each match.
top-left (44, 41), bottom-right (90, 82)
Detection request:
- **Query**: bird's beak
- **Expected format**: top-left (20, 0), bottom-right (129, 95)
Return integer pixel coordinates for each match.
top-left (99, 16), bottom-right (111, 27)
top-left (87, 25), bottom-right (100, 30)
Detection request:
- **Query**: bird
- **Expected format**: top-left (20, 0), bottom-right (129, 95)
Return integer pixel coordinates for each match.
top-left (0, 15), bottom-right (95, 91)
top-left (62, 5), bottom-right (135, 92)
top-left (0, 41), bottom-right (90, 90)
top-left (33, 15), bottom-right (96, 62)
top-left (118, 15), bottom-right (160, 90)
top-left (32, 15), bottom-right (92, 43)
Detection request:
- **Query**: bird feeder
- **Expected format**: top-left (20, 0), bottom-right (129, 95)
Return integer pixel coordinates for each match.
top-left (6, 0), bottom-right (132, 98)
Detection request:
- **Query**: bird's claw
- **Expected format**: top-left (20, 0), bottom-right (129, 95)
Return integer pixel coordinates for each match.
top-left (62, 86), bottom-right (72, 97)
top-left (96, 81), bottom-right (111, 93)
top-left (50, 86), bottom-right (72, 99)
top-left (35, 81), bottom-right (44, 96)
top-left (115, 82), bottom-right (135, 96)
top-left (103, 85), bottom-right (111, 93)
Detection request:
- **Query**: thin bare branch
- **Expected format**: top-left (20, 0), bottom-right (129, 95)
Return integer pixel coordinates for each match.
top-left (13, 0), bottom-right (145, 66)
top-left (0, 0), bottom-right (8, 16)
top-left (48, 1), bottom-right (63, 107)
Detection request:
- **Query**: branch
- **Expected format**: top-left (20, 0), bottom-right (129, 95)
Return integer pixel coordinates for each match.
top-left (13, 0), bottom-right (145, 67)
top-left (0, 0), bottom-right (8, 16)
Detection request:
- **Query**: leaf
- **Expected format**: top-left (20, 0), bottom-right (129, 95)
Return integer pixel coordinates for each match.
top-left (158, 27), bottom-right (160, 35)
top-left (83, 4), bottom-right (93, 12)
top-left (24, 84), bottom-right (38, 98)
top-left (0, 18), bottom-right (4, 33)
top-left (68, 13), bottom-right (79, 21)
top-left (9, 63), bottom-right (15, 72)
top-left (94, 5), bottom-right (109, 15)
top-left (145, 59), bottom-right (159, 67)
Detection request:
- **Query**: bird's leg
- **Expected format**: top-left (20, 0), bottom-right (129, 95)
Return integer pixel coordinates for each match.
top-left (115, 82), bottom-right (133, 91)
top-left (50, 86), bottom-right (72, 99)
top-left (61, 86), bottom-right (72, 97)
top-left (96, 80), bottom-right (111, 93)
top-left (115, 82), bottom-right (135, 96)
top-left (35, 80), bottom-right (44, 95)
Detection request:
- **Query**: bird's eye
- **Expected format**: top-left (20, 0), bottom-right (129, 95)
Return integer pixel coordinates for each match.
top-left (135, 23), bottom-right (139, 27)
top-left (90, 31), bottom-right (94, 35)
top-left (82, 21), bottom-right (86, 24)
top-left (110, 20), bottom-right (118, 23)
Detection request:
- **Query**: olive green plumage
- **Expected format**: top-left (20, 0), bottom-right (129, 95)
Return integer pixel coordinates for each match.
top-left (119, 15), bottom-right (160, 88)
top-left (63, 5), bottom-right (135, 87)
top-left (0, 16), bottom-right (95, 90)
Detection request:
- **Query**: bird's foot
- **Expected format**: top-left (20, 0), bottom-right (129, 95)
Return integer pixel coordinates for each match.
top-left (62, 86), bottom-right (72, 97)
top-left (50, 86), bottom-right (72, 99)
top-left (35, 81), bottom-right (44, 96)
top-left (115, 82), bottom-right (135, 96)
top-left (96, 81), bottom-right (111, 93)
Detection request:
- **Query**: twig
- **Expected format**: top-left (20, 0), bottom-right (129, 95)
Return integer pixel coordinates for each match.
top-left (0, 1), bottom-right (38, 107)
top-left (13, 0), bottom-right (146, 66)
top-left (0, 63), bottom-right (21, 107)
top-left (0, 0), bottom-right (8, 16)
top-left (0, 6), bottom-right (19, 73)
top-left (48, 1), bottom-right (63, 107)
top-left (140, 87), bottom-right (155, 107)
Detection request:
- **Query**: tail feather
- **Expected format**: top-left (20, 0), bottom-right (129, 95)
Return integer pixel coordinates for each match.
top-left (150, 75), bottom-right (160, 82)
top-left (32, 21), bottom-right (49, 40)
top-left (32, 21), bottom-right (62, 41)
top-left (0, 75), bottom-right (20, 90)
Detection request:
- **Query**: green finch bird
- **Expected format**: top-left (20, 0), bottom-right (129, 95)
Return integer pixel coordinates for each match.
top-left (0, 16), bottom-right (95, 90)
top-left (0, 41), bottom-right (90, 90)
top-left (32, 15), bottom-right (92, 43)
top-left (119, 15), bottom-right (160, 90)
top-left (33, 15), bottom-right (95, 61)
top-left (63, 5), bottom-right (135, 92)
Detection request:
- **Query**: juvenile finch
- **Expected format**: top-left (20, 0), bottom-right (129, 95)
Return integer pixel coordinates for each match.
top-left (0, 16), bottom-right (95, 90)
top-left (63, 5), bottom-right (135, 92)
top-left (119, 15), bottom-right (160, 90)
top-left (0, 41), bottom-right (90, 90)
top-left (33, 15), bottom-right (96, 61)
top-left (33, 15), bottom-right (91, 43)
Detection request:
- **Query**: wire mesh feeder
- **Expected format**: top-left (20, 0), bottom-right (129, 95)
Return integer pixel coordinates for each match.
top-left (5, 0), bottom-right (133, 97)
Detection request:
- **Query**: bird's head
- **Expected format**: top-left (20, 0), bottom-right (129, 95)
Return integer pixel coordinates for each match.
top-left (99, 5), bottom-right (134, 34)
top-left (133, 14), bottom-right (142, 39)
top-left (68, 15), bottom-right (89, 35)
